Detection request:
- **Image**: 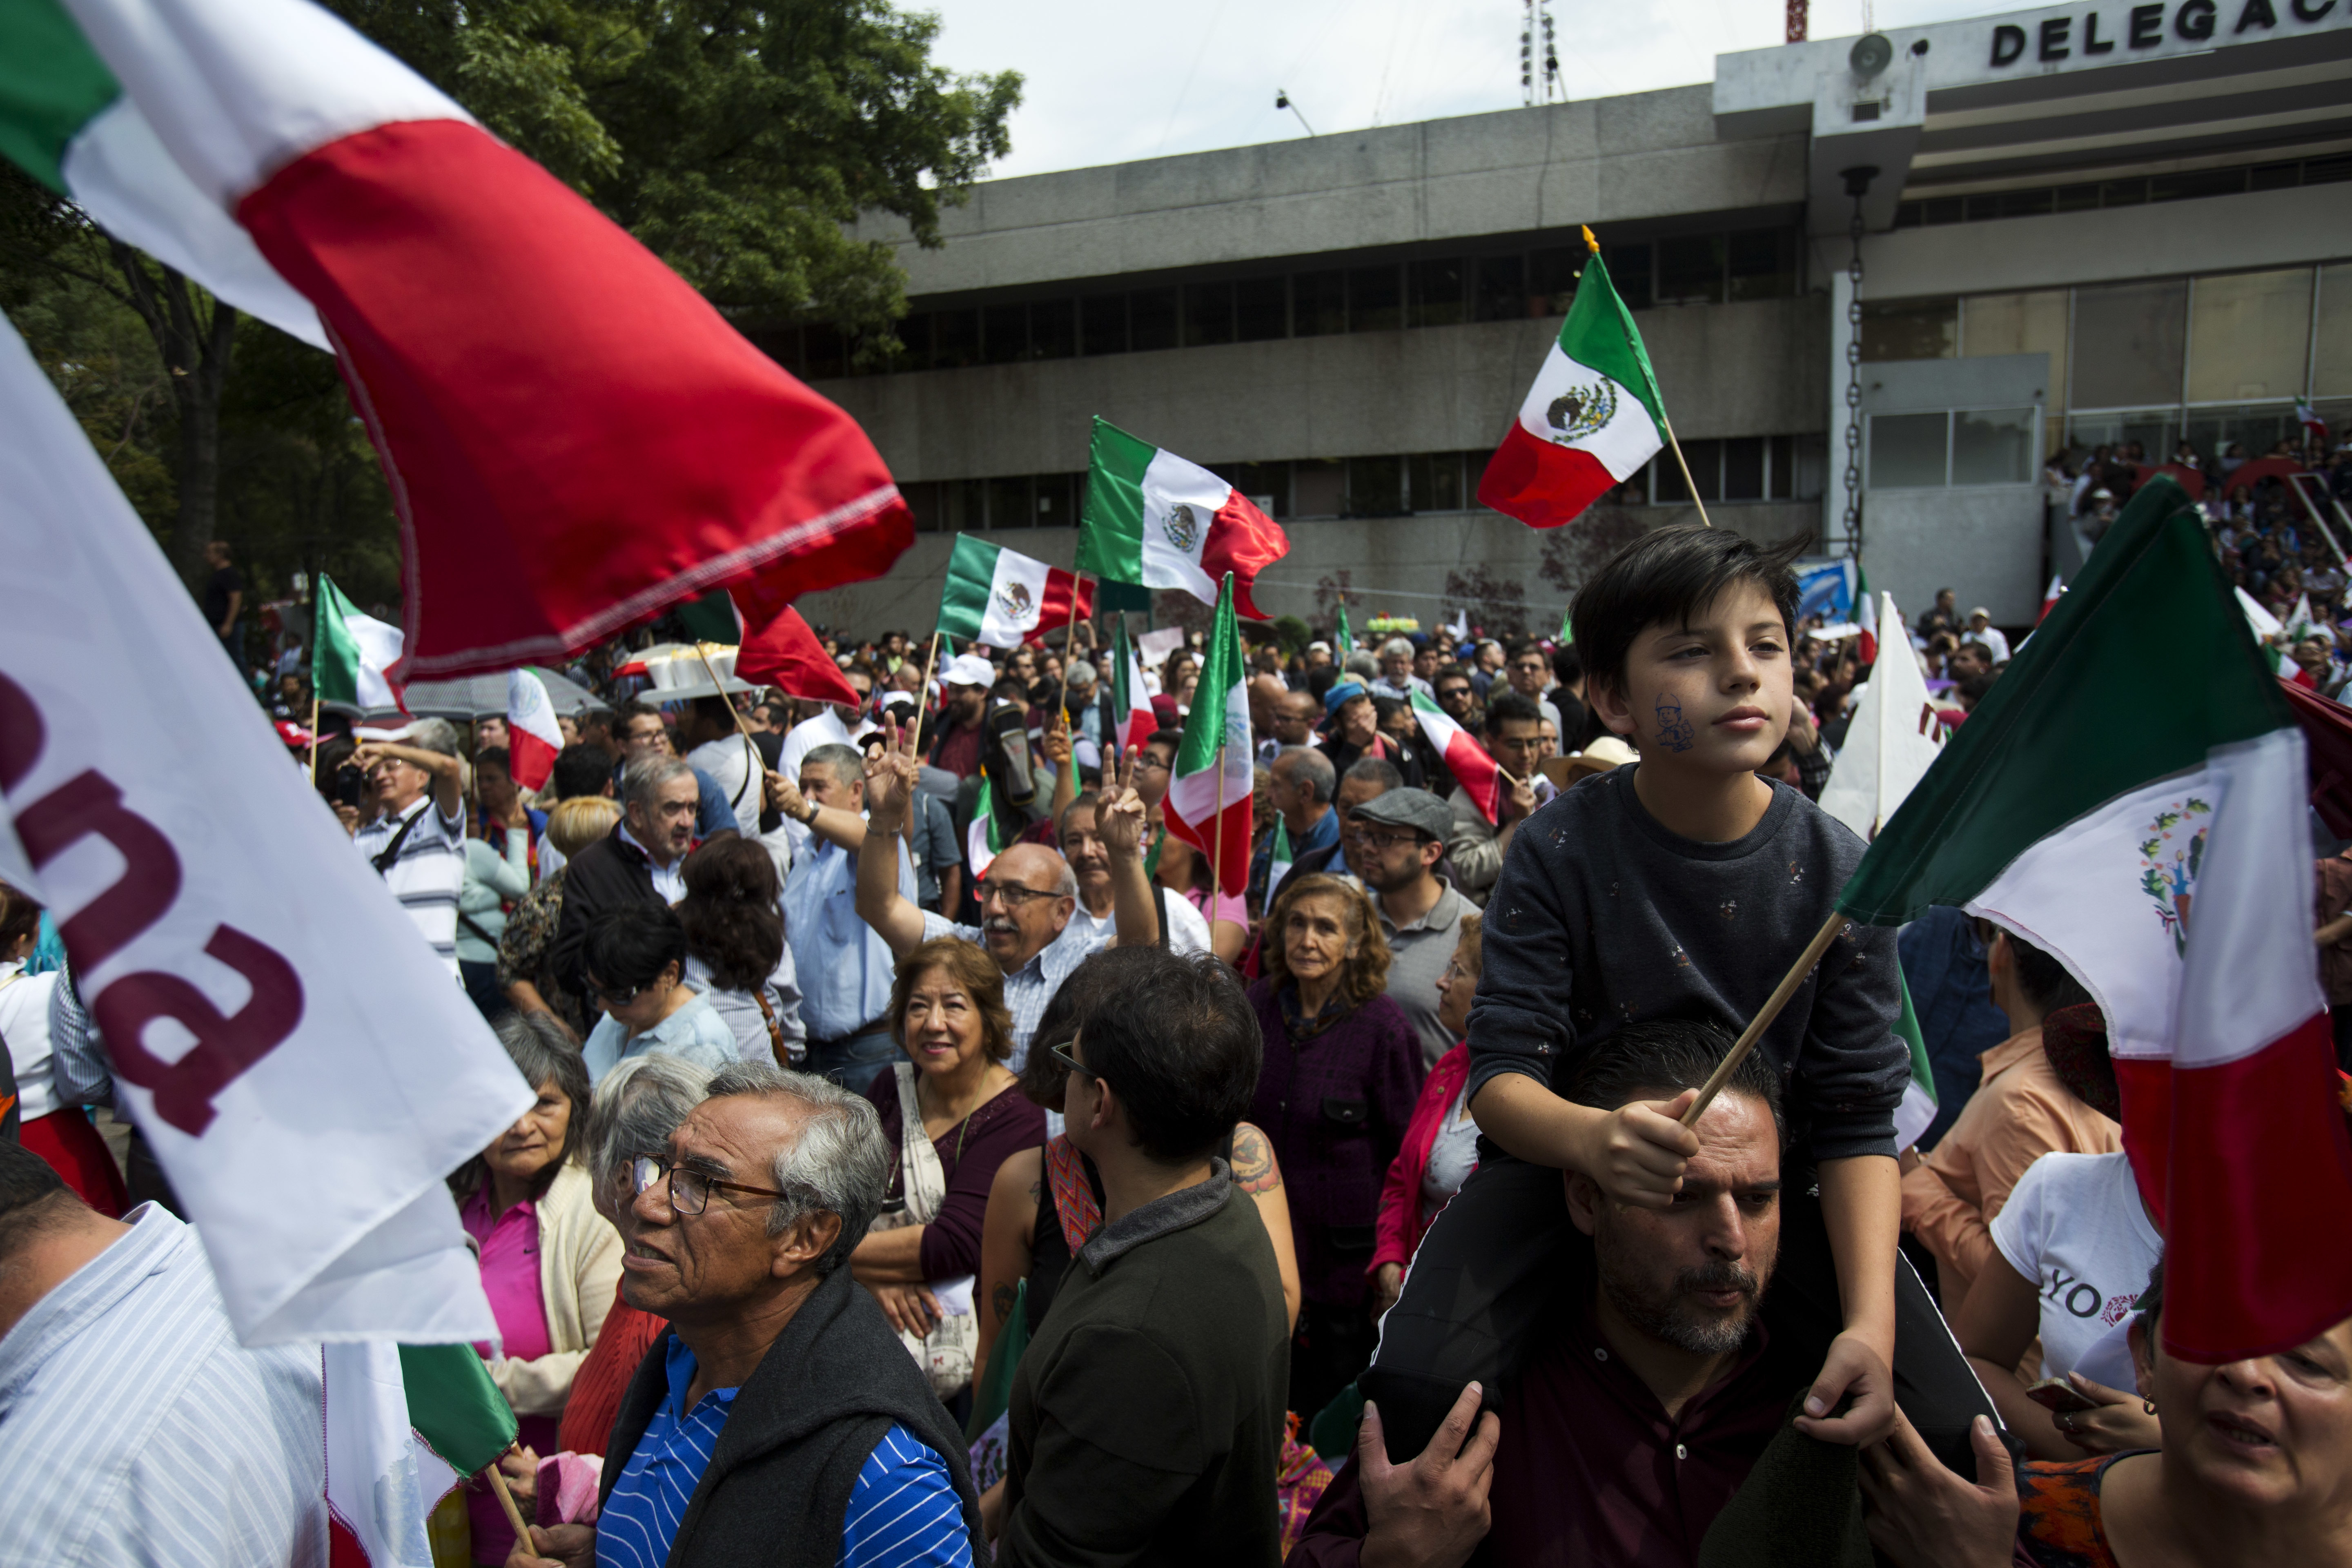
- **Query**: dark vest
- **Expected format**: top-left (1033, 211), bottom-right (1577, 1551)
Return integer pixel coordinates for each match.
top-left (599, 1265), bottom-right (988, 1568)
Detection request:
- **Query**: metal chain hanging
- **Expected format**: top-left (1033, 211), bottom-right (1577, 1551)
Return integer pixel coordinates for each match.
top-left (1838, 167), bottom-right (1878, 561)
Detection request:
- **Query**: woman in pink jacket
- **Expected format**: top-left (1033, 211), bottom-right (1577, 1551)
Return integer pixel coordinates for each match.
top-left (1370, 912), bottom-right (1481, 1314)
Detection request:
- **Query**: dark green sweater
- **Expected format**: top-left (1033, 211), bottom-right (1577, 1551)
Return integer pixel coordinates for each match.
top-left (999, 1162), bottom-right (1291, 1566)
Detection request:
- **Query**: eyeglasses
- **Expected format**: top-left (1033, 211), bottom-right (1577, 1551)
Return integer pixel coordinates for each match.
top-left (1348, 825), bottom-right (1425, 852)
top-left (627, 1153), bottom-right (787, 1217)
top-left (1512, 661), bottom-right (1548, 674)
top-left (976, 879), bottom-right (1060, 909)
top-left (587, 979), bottom-right (646, 1007)
top-left (1048, 1041), bottom-right (1093, 1079)
top-left (1135, 754), bottom-right (1172, 773)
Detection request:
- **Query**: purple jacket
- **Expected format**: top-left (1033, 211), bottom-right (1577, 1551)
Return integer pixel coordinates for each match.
top-left (1246, 980), bottom-right (1426, 1307)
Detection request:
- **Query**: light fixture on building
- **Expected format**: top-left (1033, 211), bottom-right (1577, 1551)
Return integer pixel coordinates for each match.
top-left (1275, 89), bottom-right (1315, 136)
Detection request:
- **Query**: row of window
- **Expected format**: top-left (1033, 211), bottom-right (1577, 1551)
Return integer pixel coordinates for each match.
top-left (1893, 152), bottom-right (2352, 230)
top-left (761, 226), bottom-right (1803, 380)
top-left (1868, 408), bottom-right (2040, 490)
top-left (1860, 262), bottom-right (2352, 412)
top-left (900, 435), bottom-right (1825, 533)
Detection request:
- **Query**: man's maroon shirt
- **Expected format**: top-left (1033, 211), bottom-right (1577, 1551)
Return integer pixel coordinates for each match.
top-left (1290, 1302), bottom-right (1801, 1567)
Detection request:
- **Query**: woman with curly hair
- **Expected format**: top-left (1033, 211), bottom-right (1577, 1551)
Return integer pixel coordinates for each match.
top-left (1246, 873), bottom-right (1425, 1420)
top-left (851, 936), bottom-right (1046, 1408)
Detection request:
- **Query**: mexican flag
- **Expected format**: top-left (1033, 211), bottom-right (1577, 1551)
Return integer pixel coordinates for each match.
top-left (503, 669), bottom-right (561, 793)
top-left (1854, 568), bottom-right (1880, 666)
top-left (939, 534), bottom-right (1091, 650)
top-left (1266, 815), bottom-right (1295, 893)
top-left (1891, 972), bottom-right (1939, 1153)
top-left (1335, 601), bottom-right (1353, 658)
top-left (1112, 619), bottom-right (1156, 755)
top-left (1476, 235), bottom-right (1668, 529)
top-left (1078, 418), bottom-right (1289, 619)
top-left (23, 0), bottom-right (909, 682)
top-left (1164, 574), bottom-right (1254, 897)
top-left (1837, 476), bottom-right (2352, 1363)
top-left (1409, 688), bottom-right (1503, 824)
top-left (675, 588), bottom-right (862, 709)
top-left (1819, 591), bottom-right (1944, 841)
top-left (325, 1341), bottom-right (517, 1567)
top-left (2038, 574), bottom-right (2065, 625)
top-left (314, 572), bottom-right (404, 710)
top-left (966, 769), bottom-right (1006, 880)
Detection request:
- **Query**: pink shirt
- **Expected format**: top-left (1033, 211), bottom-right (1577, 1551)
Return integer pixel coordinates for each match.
top-left (1186, 886), bottom-right (1248, 927)
top-left (462, 1186), bottom-right (558, 1564)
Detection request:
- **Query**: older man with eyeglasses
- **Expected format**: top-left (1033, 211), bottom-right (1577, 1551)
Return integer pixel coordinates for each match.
top-left (510, 1063), bottom-right (986, 1568)
top-left (855, 720), bottom-right (1162, 1071)
top-left (348, 717), bottom-right (469, 978)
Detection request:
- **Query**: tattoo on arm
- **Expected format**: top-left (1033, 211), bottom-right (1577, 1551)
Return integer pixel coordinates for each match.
top-left (992, 1282), bottom-right (1016, 1324)
top-left (1230, 1125), bottom-right (1283, 1195)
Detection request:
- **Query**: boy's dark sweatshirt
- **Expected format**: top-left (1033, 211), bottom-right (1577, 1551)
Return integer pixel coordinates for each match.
top-left (1468, 763), bottom-right (1906, 1162)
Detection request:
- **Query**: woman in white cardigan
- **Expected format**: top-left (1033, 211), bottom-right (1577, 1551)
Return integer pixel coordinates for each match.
top-left (448, 1012), bottom-right (621, 1564)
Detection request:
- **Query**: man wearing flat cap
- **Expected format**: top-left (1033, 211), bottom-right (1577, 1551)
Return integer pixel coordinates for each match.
top-left (1343, 787), bottom-right (1474, 1067)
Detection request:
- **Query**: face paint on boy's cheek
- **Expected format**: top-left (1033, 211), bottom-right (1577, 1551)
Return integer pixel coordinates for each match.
top-left (1653, 698), bottom-right (1697, 753)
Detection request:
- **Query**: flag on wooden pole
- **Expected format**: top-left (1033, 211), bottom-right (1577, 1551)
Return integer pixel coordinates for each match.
top-left (1164, 574), bottom-right (1253, 896)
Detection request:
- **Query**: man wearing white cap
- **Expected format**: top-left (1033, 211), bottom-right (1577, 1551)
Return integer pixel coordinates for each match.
top-left (927, 651), bottom-right (998, 780)
top-left (1962, 607), bottom-right (2010, 663)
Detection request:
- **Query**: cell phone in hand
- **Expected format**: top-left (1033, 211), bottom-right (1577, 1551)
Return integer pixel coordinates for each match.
top-left (2026, 1377), bottom-right (2100, 1415)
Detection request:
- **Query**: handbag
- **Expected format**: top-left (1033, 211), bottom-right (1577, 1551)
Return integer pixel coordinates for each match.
top-left (866, 1062), bottom-right (982, 1399)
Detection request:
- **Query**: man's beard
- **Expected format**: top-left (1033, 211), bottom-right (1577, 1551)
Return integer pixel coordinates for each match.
top-left (1593, 1221), bottom-right (1769, 1356)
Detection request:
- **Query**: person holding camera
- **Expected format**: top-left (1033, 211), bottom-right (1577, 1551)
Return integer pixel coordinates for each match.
top-left (348, 718), bottom-right (469, 980)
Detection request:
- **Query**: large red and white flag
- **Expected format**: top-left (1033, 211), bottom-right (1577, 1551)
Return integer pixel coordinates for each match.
top-left (0, 312), bottom-right (529, 1344)
top-left (1836, 476), bottom-right (2352, 1363)
top-left (52, 0), bottom-right (909, 680)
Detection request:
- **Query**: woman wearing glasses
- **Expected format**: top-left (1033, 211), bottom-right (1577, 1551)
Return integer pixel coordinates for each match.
top-left (578, 904), bottom-right (738, 1085)
top-left (1368, 913), bottom-right (1483, 1318)
top-left (851, 937), bottom-right (1047, 1411)
top-left (446, 1013), bottom-right (618, 1565)
top-left (1245, 874), bottom-right (1426, 1424)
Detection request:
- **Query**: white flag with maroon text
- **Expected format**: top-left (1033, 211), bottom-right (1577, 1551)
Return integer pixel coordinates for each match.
top-left (0, 314), bottom-right (530, 1345)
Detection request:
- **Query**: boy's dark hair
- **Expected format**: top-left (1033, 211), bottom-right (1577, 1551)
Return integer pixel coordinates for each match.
top-left (1561, 1016), bottom-right (1786, 1148)
top-left (1019, 954), bottom-right (1123, 1112)
top-left (1569, 525), bottom-right (1806, 699)
top-left (1146, 728), bottom-right (1186, 755)
top-left (584, 903), bottom-right (690, 991)
top-left (1484, 691), bottom-right (1541, 733)
top-left (2001, 927), bottom-right (2092, 1015)
top-left (475, 745), bottom-right (510, 777)
top-left (0, 1140), bottom-right (76, 1264)
top-left (551, 743), bottom-right (617, 801)
top-left (1552, 644), bottom-right (1584, 688)
top-left (1073, 947), bottom-right (1261, 1165)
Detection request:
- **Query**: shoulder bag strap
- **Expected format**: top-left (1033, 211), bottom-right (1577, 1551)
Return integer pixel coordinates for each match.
top-left (369, 808), bottom-right (425, 876)
top-left (751, 987), bottom-right (790, 1067)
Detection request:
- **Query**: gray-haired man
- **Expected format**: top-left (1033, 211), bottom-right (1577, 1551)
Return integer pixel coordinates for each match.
top-left (511, 1065), bottom-right (985, 1568)
top-left (350, 716), bottom-right (468, 977)
top-left (551, 755), bottom-right (701, 1003)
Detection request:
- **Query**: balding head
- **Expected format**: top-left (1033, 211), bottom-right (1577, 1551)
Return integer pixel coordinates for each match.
top-left (1272, 689), bottom-right (1319, 747)
top-left (974, 841), bottom-right (1077, 970)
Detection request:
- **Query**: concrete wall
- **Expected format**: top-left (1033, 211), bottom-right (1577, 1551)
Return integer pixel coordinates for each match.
top-left (1860, 186), bottom-right (2352, 302)
top-left (851, 88), bottom-right (1810, 294)
top-left (795, 502), bottom-right (1825, 637)
top-left (1863, 487), bottom-right (2046, 627)
top-left (814, 294), bottom-right (1830, 480)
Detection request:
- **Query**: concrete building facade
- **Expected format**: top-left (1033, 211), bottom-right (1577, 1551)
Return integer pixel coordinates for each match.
top-left (786, 0), bottom-right (2352, 635)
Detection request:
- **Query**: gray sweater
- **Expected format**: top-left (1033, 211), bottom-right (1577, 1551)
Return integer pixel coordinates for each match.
top-left (1466, 764), bottom-right (1906, 1162)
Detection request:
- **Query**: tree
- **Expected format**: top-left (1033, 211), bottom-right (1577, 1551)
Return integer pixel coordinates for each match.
top-left (322, 0), bottom-right (1022, 359)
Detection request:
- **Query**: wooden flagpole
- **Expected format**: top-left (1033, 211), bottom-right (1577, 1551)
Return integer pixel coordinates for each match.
top-left (1052, 576), bottom-right (1087, 736)
top-left (689, 643), bottom-right (757, 744)
top-left (1212, 742), bottom-right (1227, 900)
top-left (1583, 223), bottom-right (1712, 530)
top-left (306, 689), bottom-right (322, 785)
top-left (907, 631), bottom-right (944, 759)
top-left (486, 1455), bottom-right (532, 1545)
top-left (1682, 910), bottom-right (1851, 1127)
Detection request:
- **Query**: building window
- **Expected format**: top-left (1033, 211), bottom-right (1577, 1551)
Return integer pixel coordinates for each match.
top-left (1951, 408), bottom-right (2037, 485)
top-left (1861, 300), bottom-right (1957, 362)
top-left (982, 303), bottom-right (1027, 364)
top-left (1656, 235), bottom-right (1726, 307)
top-left (1349, 265), bottom-right (1403, 333)
top-left (1031, 299), bottom-right (1077, 360)
top-left (1728, 228), bottom-right (1797, 303)
top-left (1292, 458), bottom-right (1345, 518)
top-left (1235, 461), bottom-right (1290, 517)
top-left (1475, 254), bottom-right (1528, 322)
top-left (1345, 455), bottom-right (1406, 516)
top-left (1607, 244), bottom-right (1653, 311)
top-left (1081, 294), bottom-right (1127, 356)
top-left (1528, 248), bottom-right (1582, 318)
top-left (1129, 287), bottom-right (1179, 352)
top-left (1409, 451), bottom-right (1466, 512)
top-left (933, 308), bottom-right (980, 369)
top-left (1869, 408), bottom-right (2037, 488)
top-left (2321, 263), bottom-right (2352, 398)
top-left (1235, 276), bottom-right (1287, 342)
top-left (1409, 259), bottom-right (1465, 328)
top-left (2070, 280), bottom-right (2187, 409)
top-left (1294, 270), bottom-right (1347, 337)
top-left (1722, 436), bottom-right (1766, 500)
top-left (2186, 269), bottom-right (2312, 404)
top-left (1868, 413), bottom-right (1949, 489)
top-left (1185, 281), bottom-right (1235, 347)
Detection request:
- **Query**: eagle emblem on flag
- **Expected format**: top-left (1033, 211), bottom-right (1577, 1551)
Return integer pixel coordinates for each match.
top-left (2138, 797), bottom-right (2212, 957)
top-left (997, 580), bottom-right (1034, 620)
top-left (1545, 381), bottom-right (1617, 444)
top-left (1163, 503), bottom-right (1200, 553)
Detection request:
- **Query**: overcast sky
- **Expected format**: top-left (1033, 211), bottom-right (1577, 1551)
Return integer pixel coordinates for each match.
top-left (925, 0), bottom-right (2007, 180)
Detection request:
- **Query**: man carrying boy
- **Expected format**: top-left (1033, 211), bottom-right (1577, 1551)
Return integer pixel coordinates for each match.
top-left (1363, 526), bottom-right (1933, 1467)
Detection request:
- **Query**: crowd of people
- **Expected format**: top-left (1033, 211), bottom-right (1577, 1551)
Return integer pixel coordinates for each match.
top-left (10, 506), bottom-right (2352, 1568)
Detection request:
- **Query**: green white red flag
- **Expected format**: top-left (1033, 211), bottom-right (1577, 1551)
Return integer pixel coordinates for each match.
top-left (325, 1341), bottom-right (516, 1567)
top-left (313, 572), bottom-right (403, 710)
top-left (1837, 477), bottom-right (2352, 1363)
top-left (1078, 417), bottom-right (1289, 619)
top-left (1476, 236), bottom-right (1668, 529)
top-left (17, 0), bottom-right (909, 680)
top-left (939, 534), bottom-right (1091, 650)
top-left (1112, 619), bottom-right (1155, 754)
top-left (966, 768), bottom-right (1007, 879)
top-left (1819, 591), bottom-right (1944, 842)
top-left (1164, 574), bottom-right (1254, 896)
top-left (503, 668), bottom-right (561, 792)
top-left (1409, 688), bottom-right (1502, 824)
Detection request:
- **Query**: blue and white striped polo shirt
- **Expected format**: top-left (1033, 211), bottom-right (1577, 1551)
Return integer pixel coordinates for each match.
top-left (598, 1336), bottom-right (969, 1568)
